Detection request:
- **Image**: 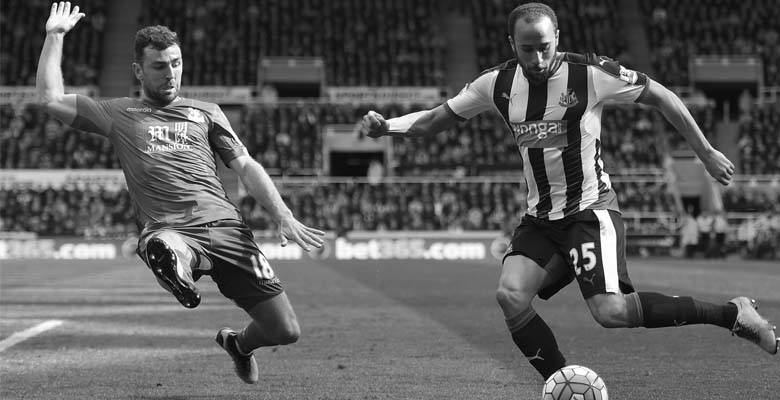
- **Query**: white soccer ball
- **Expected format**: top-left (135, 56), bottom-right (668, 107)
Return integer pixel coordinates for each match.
top-left (542, 365), bottom-right (608, 400)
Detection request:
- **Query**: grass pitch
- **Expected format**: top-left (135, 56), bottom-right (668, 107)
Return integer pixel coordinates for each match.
top-left (1, 256), bottom-right (778, 399)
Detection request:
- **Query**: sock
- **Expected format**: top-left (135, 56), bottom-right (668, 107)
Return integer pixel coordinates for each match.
top-left (507, 309), bottom-right (566, 379)
top-left (628, 292), bottom-right (737, 329)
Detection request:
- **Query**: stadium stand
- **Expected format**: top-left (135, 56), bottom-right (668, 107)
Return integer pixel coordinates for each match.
top-left (241, 103), bottom-right (323, 175)
top-left (470, 0), bottom-right (628, 72)
top-left (640, 0), bottom-right (780, 86)
top-left (138, 0), bottom-right (447, 86)
top-left (0, 0), bottom-right (774, 263)
top-left (2, 102), bottom-right (681, 174)
top-left (0, 186), bottom-right (135, 237)
top-left (0, 0), bottom-right (106, 85)
top-left (737, 102), bottom-right (780, 174)
top-left (723, 182), bottom-right (780, 259)
top-left (0, 104), bottom-right (118, 169)
top-left (0, 180), bottom-right (675, 236)
top-left (722, 184), bottom-right (779, 213)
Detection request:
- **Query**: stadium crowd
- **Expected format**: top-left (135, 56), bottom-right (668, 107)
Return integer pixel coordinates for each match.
top-left (4, 102), bottom-right (683, 173)
top-left (0, 0), bottom-right (106, 86)
top-left (470, 0), bottom-right (628, 71)
top-left (0, 0), bottom-right (776, 261)
top-left (0, 186), bottom-right (135, 237)
top-left (0, 104), bottom-right (119, 169)
top-left (738, 102), bottom-right (780, 175)
top-left (1, 180), bottom-right (676, 237)
top-left (138, 0), bottom-right (447, 86)
top-left (3, 0), bottom-right (779, 89)
top-left (641, 0), bottom-right (780, 86)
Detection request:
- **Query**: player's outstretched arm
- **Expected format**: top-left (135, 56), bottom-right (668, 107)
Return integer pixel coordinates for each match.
top-left (361, 104), bottom-right (460, 139)
top-left (36, 1), bottom-right (86, 125)
top-left (229, 155), bottom-right (325, 251)
top-left (638, 78), bottom-right (735, 186)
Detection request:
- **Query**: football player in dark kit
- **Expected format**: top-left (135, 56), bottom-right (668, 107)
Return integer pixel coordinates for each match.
top-left (363, 2), bottom-right (778, 380)
top-left (37, 2), bottom-right (324, 384)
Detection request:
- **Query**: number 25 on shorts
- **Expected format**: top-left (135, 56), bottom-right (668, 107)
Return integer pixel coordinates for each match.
top-left (569, 242), bottom-right (596, 276)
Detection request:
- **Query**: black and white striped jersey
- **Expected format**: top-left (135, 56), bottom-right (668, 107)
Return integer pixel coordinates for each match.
top-left (446, 52), bottom-right (649, 220)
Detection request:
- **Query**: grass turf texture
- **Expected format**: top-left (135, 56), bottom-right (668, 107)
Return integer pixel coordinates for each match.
top-left (1, 257), bottom-right (778, 399)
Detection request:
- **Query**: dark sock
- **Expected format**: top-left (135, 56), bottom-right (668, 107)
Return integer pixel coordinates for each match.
top-left (634, 292), bottom-right (737, 329)
top-left (507, 309), bottom-right (566, 379)
top-left (694, 299), bottom-right (738, 329)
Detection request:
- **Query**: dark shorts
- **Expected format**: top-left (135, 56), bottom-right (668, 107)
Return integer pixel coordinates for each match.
top-left (137, 219), bottom-right (284, 310)
top-left (503, 209), bottom-right (635, 300)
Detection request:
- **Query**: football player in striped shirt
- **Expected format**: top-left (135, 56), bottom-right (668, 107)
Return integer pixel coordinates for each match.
top-left (363, 2), bottom-right (778, 380)
top-left (37, 2), bottom-right (324, 384)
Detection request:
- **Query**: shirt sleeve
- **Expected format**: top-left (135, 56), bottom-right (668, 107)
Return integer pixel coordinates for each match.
top-left (445, 71), bottom-right (497, 120)
top-left (208, 104), bottom-right (248, 166)
top-left (591, 59), bottom-right (649, 104)
top-left (73, 95), bottom-right (114, 136)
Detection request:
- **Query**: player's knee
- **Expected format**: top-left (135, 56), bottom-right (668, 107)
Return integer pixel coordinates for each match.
top-left (496, 284), bottom-right (534, 313)
top-left (589, 295), bottom-right (629, 328)
top-left (272, 320), bottom-right (300, 345)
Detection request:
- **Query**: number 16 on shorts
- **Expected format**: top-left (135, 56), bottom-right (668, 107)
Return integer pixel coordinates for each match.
top-left (569, 242), bottom-right (596, 276)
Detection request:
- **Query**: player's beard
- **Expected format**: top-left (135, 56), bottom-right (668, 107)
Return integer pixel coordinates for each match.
top-left (518, 60), bottom-right (549, 85)
top-left (144, 81), bottom-right (179, 106)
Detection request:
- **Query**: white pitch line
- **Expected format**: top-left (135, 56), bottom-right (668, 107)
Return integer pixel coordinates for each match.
top-left (0, 319), bottom-right (64, 353)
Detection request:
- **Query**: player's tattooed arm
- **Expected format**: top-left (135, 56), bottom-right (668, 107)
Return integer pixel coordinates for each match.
top-left (229, 154), bottom-right (325, 251)
top-left (362, 104), bottom-right (460, 138)
top-left (36, 2), bottom-right (86, 125)
top-left (638, 78), bottom-right (735, 186)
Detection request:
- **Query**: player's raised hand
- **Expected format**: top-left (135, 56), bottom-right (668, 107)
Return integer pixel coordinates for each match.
top-left (701, 148), bottom-right (735, 186)
top-left (362, 111), bottom-right (389, 138)
top-left (46, 2), bottom-right (86, 35)
top-left (278, 215), bottom-right (325, 252)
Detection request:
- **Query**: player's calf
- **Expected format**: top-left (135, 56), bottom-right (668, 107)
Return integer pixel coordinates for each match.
top-left (146, 237), bottom-right (200, 308)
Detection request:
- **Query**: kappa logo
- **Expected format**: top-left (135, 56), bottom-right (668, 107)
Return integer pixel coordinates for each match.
top-left (558, 89), bottom-right (579, 108)
top-left (186, 108), bottom-right (206, 123)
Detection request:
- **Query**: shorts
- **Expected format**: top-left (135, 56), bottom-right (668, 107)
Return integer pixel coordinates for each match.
top-left (137, 219), bottom-right (284, 310)
top-left (503, 209), bottom-right (635, 300)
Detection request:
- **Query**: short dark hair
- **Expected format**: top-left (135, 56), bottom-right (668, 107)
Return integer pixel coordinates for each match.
top-left (134, 25), bottom-right (180, 62)
top-left (507, 2), bottom-right (558, 37)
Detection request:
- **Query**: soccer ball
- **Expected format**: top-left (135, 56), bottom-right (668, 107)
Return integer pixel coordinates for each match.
top-left (542, 365), bottom-right (608, 400)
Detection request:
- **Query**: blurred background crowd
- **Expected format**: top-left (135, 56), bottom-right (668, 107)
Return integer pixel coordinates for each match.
top-left (1, 0), bottom-right (778, 259)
